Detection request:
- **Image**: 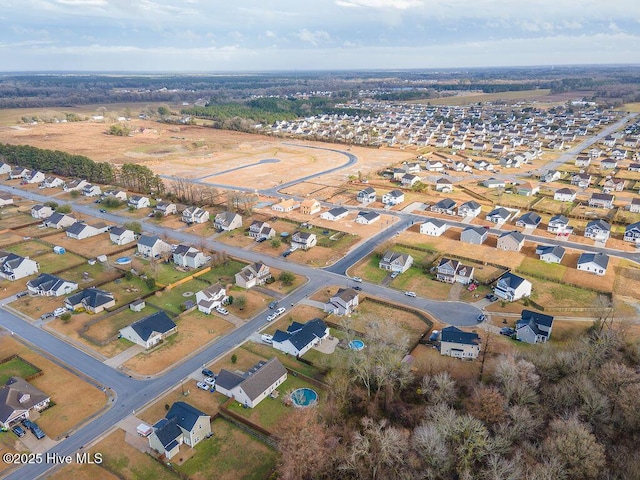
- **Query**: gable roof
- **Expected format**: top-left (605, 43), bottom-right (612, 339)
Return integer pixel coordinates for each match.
top-left (127, 311), bottom-right (176, 341)
top-left (0, 377), bottom-right (50, 425)
top-left (239, 358), bottom-right (287, 402)
top-left (26, 273), bottom-right (75, 293)
top-left (578, 252), bottom-right (610, 269)
top-left (440, 326), bottom-right (480, 346)
top-left (497, 272), bottom-right (527, 289)
top-left (153, 417), bottom-right (182, 450)
top-left (166, 401), bottom-right (207, 431)
top-left (138, 234), bottom-right (162, 247)
top-left (276, 318), bottom-right (329, 351)
top-left (66, 288), bottom-right (114, 308)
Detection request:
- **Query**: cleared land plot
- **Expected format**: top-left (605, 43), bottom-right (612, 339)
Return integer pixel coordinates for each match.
top-left (517, 257), bottom-right (567, 282)
top-left (45, 231), bottom-right (129, 257)
top-left (152, 280), bottom-right (208, 315)
top-left (0, 231), bottom-right (25, 248)
top-left (534, 197), bottom-right (571, 214)
top-left (11, 294), bottom-right (66, 320)
top-left (225, 286), bottom-right (271, 319)
top-left (56, 261), bottom-right (122, 287)
top-left (0, 335), bottom-right (106, 439)
top-left (122, 310), bottom-right (235, 376)
top-left (5, 239), bottom-right (54, 258)
top-left (176, 417), bottom-right (278, 480)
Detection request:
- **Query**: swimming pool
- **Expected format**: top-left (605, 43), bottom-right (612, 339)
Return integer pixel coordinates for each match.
top-left (348, 339), bottom-right (365, 351)
top-left (115, 257), bottom-right (132, 265)
top-left (290, 388), bottom-right (318, 407)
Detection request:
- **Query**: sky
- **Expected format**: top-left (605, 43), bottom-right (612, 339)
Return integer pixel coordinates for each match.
top-left (2, 0), bottom-right (640, 72)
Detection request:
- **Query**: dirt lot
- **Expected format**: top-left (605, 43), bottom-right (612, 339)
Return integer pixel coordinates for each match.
top-left (0, 333), bottom-right (107, 439)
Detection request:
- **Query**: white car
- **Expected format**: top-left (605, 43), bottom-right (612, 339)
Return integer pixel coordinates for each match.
top-left (352, 276), bottom-right (363, 283)
top-left (261, 334), bottom-right (273, 344)
top-left (204, 377), bottom-right (216, 386)
top-left (53, 307), bottom-right (67, 317)
top-left (404, 291), bottom-right (416, 297)
top-left (196, 381), bottom-right (209, 391)
top-left (216, 306), bottom-right (229, 315)
top-left (275, 307), bottom-right (286, 316)
top-left (267, 313), bottom-right (276, 322)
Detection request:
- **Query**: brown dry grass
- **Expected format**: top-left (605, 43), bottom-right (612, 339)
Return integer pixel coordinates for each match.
top-left (47, 462), bottom-right (120, 480)
top-left (122, 310), bottom-right (235, 376)
top-left (138, 384), bottom-right (228, 425)
top-left (0, 335), bottom-right (107, 439)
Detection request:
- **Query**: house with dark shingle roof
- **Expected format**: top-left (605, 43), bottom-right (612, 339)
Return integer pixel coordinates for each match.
top-left (119, 311), bottom-right (177, 349)
top-left (324, 288), bottom-right (359, 316)
top-left (536, 245), bottom-right (566, 264)
top-left (215, 357), bottom-right (287, 408)
top-left (516, 310), bottom-right (554, 344)
top-left (0, 251), bottom-right (39, 281)
top-left (26, 273), bottom-right (78, 297)
top-left (577, 252), bottom-right (609, 276)
top-left (64, 288), bottom-right (115, 313)
top-left (0, 377), bottom-right (51, 428)
top-left (439, 326), bottom-right (480, 359)
top-left (148, 402), bottom-right (210, 459)
top-left (273, 318), bottom-right (330, 357)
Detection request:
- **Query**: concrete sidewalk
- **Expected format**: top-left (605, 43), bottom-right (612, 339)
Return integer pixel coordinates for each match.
top-left (103, 345), bottom-right (144, 368)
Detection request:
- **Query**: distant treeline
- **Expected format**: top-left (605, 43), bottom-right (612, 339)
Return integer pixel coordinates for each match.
top-left (0, 143), bottom-right (163, 194)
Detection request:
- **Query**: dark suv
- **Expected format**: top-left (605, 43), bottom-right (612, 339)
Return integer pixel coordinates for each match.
top-left (201, 368), bottom-right (215, 378)
top-left (22, 420), bottom-right (45, 439)
top-left (12, 425), bottom-right (25, 437)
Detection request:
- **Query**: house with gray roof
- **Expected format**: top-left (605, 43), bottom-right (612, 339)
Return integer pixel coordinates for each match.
top-left (536, 245), bottom-right (566, 264)
top-left (379, 249), bottom-right (413, 273)
top-left (460, 226), bottom-right (489, 245)
top-left (584, 219), bottom-right (611, 242)
top-left (324, 288), bottom-right (359, 316)
top-left (420, 218), bottom-right (447, 236)
top-left (64, 288), bottom-right (115, 313)
top-left (0, 377), bottom-right (51, 428)
top-left (494, 272), bottom-right (532, 302)
top-left (516, 310), bottom-right (554, 344)
top-left (381, 189), bottom-right (404, 206)
top-left (577, 252), bottom-right (609, 276)
top-left (497, 231), bottom-right (525, 251)
top-left (235, 262), bottom-right (272, 289)
top-left (30, 204), bottom-right (54, 219)
top-left (120, 311), bottom-right (177, 349)
top-left (440, 326), bottom-right (480, 359)
top-left (355, 211), bottom-right (380, 225)
top-left (624, 222), bottom-right (640, 245)
top-left (172, 245), bottom-right (209, 269)
top-left (43, 212), bottom-right (76, 230)
top-left (430, 198), bottom-right (457, 215)
top-left (109, 226), bottom-right (136, 245)
top-left (486, 207), bottom-right (511, 225)
top-left (356, 186), bottom-right (376, 204)
top-left (0, 251), bottom-right (39, 281)
top-left (0, 193), bottom-right (13, 207)
top-left (320, 207), bottom-right (349, 221)
top-left (148, 402), bottom-right (210, 459)
top-left (435, 258), bottom-right (474, 285)
top-left (195, 283), bottom-right (227, 315)
top-left (214, 211), bottom-right (243, 231)
top-left (26, 273), bottom-right (78, 297)
top-left (215, 357), bottom-right (287, 408)
top-left (137, 235), bottom-right (172, 258)
top-left (181, 206), bottom-right (209, 224)
top-left (457, 200), bottom-right (482, 218)
top-left (65, 221), bottom-right (108, 240)
top-left (273, 319), bottom-right (330, 357)
top-left (515, 212), bottom-right (541, 228)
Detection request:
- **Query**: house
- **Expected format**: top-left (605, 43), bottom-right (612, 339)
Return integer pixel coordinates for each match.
top-left (0, 162), bottom-right (11, 175)
top-left (536, 245), bottom-right (566, 263)
top-left (273, 319), bottom-right (330, 357)
top-left (547, 214), bottom-right (572, 235)
top-left (554, 188), bottom-right (576, 202)
top-left (516, 182), bottom-right (539, 196)
top-left (9, 167), bottom-right (30, 180)
top-left (602, 177), bottom-right (626, 194)
top-left (103, 189), bottom-right (128, 201)
top-left (430, 198), bottom-right (457, 215)
top-left (43, 213), bottom-right (76, 229)
top-left (486, 207), bottom-right (511, 225)
top-left (584, 219), bottom-right (611, 242)
top-left (356, 187), bottom-right (376, 204)
top-left (439, 326), bottom-right (480, 359)
top-left (30, 204), bottom-right (54, 219)
top-left (128, 195), bottom-right (150, 209)
top-left (172, 245), bottom-right (208, 269)
top-left (571, 173), bottom-right (593, 188)
top-left (435, 258), bottom-right (474, 284)
top-left (494, 272), bottom-right (532, 302)
top-left (63, 179), bottom-right (89, 192)
top-left (26, 273), bottom-right (78, 297)
top-left (401, 173), bottom-right (420, 187)
top-left (482, 178), bottom-right (505, 189)
top-left (515, 212), bottom-right (541, 229)
top-left (497, 231), bottom-right (525, 252)
top-left (137, 235), bottom-right (172, 258)
top-left (148, 402), bottom-right (211, 459)
top-left (624, 222), bottom-right (640, 244)
top-left (355, 211), bottom-right (380, 225)
top-left (26, 171), bottom-right (45, 184)
top-left (81, 184), bottom-right (102, 197)
top-left (324, 288), bottom-right (359, 316)
top-left (214, 211), bottom-right (243, 231)
top-left (0, 377), bottom-right (51, 428)
top-left (119, 311), bottom-right (177, 349)
top-left (181, 206), bottom-right (209, 224)
top-left (630, 198), bottom-right (640, 214)
top-left (460, 226), bottom-right (488, 245)
top-left (300, 199), bottom-right (322, 215)
top-left (425, 160), bottom-right (444, 172)
top-left (249, 221), bottom-right (276, 240)
top-left (291, 231), bottom-right (317, 250)
top-left (0, 252), bottom-right (39, 281)
top-left (435, 178), bottom-right (453, 193)
top-left (600, 158), bottom-right (618, 170)
top-left (153, 201), bottom-right (177, 216)
top-left (382, 190), bottom-right (405, 206)
top-left (420, 219), bottom-right (447, 237)
top-left (628, 163), bottom-right (640, 173)
top-left (457, 201), bottom-right (482, 218)
top-left (541, 170), bottom-right (562, 183)
top-left (272, 198), bottom-right (300, 212)
top-left (575, 155), bottom-right (591, 167)
top-left (41, 176), bottom-right (64, 188)
top-left (195, 283), bottom-right (227, 314)
top-left (588, 193), bottom-right (614, 209)
top-left (235, 262), bottom-right (272, 289)
top-left (516, 310), bottom-right (554, 344)
top-left (577, 252), bottom-right (609, 276)
top-left (64, 288), bottom-right (115, 313)
top-left (215, 357), bottom-right (287, 408)
top-left (65, 221), bottom-right (109, 240)
top-left (379, 250), bottom-right (413, 273)
top-left (474, 160), bottom-right (494, 171)
top-left (109, 226), bottom-right (136, 245)
top-left (0, 193), bottom-right (14, 207)
top-left (320, 207), bottom-right (349, 221)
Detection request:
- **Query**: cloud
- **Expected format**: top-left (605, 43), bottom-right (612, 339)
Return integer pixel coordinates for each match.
top-left (336, 0), bottom-right (423, 9)
top-left (56, 0), bottom-right (106, 5)
top-left (295, 29), bottom-right (331, 46)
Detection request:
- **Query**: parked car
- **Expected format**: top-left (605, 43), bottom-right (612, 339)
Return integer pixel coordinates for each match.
top-left (40, 312), bottom-right (54, 320)
top-left (261, 334), bottom-right (273, 344)
top-left (196, 381), bottom-right (209, 391)
top-left (282, 250), bottom-right (292, 257)
top-left (500, 327), bottom-right (515, 336)
top-left (53, 307), bottom-right (67, 317)
top-left (352, 276), bottom-right (363, 283)
top-left (16, 291), bottom-right (29, 298)
top-left (428, 330), bottom-right (440, 342)
top-left (404, 291), bottom-right (416, 297)
top-left (477, 314), bottom-right (486, 322)
top-left (390, 272), bottom-right (399, 279)
top-left (468, 283), bottom-right (478, 291)
top-left (201, 368), bottom-right (214, 377)
top-left (99, 209), bottom-right (107, 213)
top-left (22, 420), bottom-right (45, 439)
top-left (268, 301), bottom-right (278, 309)
top-left (353, 286), bottom-right (362, 291)
top-left (256, 237), bottom-right (267, 243)
top-left (12, 425), bottom-right (25, 437)
top-left (485, 294), bottom-right (499, 302)
top-left (204, 377), bottom-right (216, 386)
top-left (267, 313), bottom-right (276, 322)
top-left (216, 306), bottom-right (229, 315)
top-left (275, 307), bottom-right (286, 316)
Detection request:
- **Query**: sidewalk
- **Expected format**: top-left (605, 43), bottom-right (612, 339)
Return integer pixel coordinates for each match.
top-left (103, 345), bottom-right (144, 368)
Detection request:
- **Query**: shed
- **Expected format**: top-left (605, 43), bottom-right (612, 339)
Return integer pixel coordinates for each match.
top-left (130, 299), bottom-right (146, 312)
top-left (53, 246), bottom-right (66, 254)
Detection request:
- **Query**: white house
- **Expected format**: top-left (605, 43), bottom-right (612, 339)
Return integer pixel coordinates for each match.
top-left (26, 273), bottom-right (77, 297)
top-left (0, 252), bottom-right (39, 281)
top-left (494, 272), bottom-right (532, 302)
top-left (120, 311), bottom-right (177, 349)
top-left (536, 245), bottom-right (566, 264)
top-left (320, 207), bottom-right (349, 221)
top-left (215, 357), bottom-right (287, 408)
top-left (235, 262), bottom-right (272, 289)
top-left (381, 190), bottom-right (405, 206)
top-left (457, 201), bottom-right (482, 218)
top-left (148, 402), bottom-right (211, 460)
top-left (30, 204), bottom-right (54, 219)
top-left (0, 193), bottom-right (14, 207)
top-left (63, 179), bottom-right (89, 192)
top-left (577, 252), bottom-right (609, 276)
top-left (182, 206), bottom-right (210, 224)
top-left (109, 226), bottom-right (136, 245)
top-left (547, 215), bottom-right (572, 235)
top-left (516, 310), bottom-right (554, 344)
top-left (356, 187), bottom-right (376, 204)
top-left (554, 188), bottom-right (576, 202)
top-left (379, 250), bottom-right (413, 273)
top-left (128, 195), bottom-right (150, 209)
top-left (0, 162), bottom-right (11, 175)
top-left (291, 231), bottom-right (317, 250)
top-left (41, 176), bottom-right (64, 188)
top-left (324, 289), bottom-right (359, 316)
top-left (137, 235), bottom-right (172, 258)
top-left (81, 184), bottom-right (102, 197)
top-left (103, 189), bottom-right (128, 201)
top-left (355, 211), bottom-right (380, 225)
top-left (624, 222), bottom-right (640, 245)
top-left (172, 245), bottom-right (209, 269)
top-left (486, 207), bottom-right (511, 225)
top-left (420, 219), bottom-right (447, 237)
top-left (273, 319), bottom-right (330, 357)
top-left (153, 201), bottom-right (177, 216)
top-left (214, 211), bottom-right (243, 231)
top-left (43, 213), bottom-right (76, 229)
top-left (439, 326), bottom-right (480, 359)
top-left (65, 221), bottom-right (109, 240)
top-left (26, 171), bottom-right (45, 184)
top-left (195, 283), bottom-right (227, 314)
top-left (271, 198), bottom-right (300, 212)
top-left (300, 199), bottom-right (322, 215)
top-left (584, 219), bottom-right (611, 242)
top-left (435, 258), bottom-right (474, 285)
top-left (249, 221), bottom-right (276, 240)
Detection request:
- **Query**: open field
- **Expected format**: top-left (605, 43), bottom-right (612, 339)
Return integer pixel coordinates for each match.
top-left (412, 89), bottom-right (555, 106)
top-left (0, 333), bottom-right (107, 439)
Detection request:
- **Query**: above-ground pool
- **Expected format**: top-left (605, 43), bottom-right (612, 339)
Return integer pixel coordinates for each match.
top-left (349, 339), bottom-right (365, 351)
top-left (115, 257), bottom-right (132, 265)
top-left (290, 388), bottom-right (318, 408)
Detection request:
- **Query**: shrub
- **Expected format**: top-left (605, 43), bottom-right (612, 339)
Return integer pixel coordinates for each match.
top-left (231, 354), bottom-right (237, 364)
top-left (144, 277), bottom-right (156, 289)
top-left (60, 313), bottom-right (71, 322)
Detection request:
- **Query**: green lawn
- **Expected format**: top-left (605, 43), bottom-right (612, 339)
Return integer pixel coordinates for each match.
top-left (196, 259), bottom-right (249, 285)
top-left (36, 251), bottom-right (86, 273)
top-left (57, 262), bottom-right (121, 286)
top-left (227, 375), bottom-right (325, 430)
top-left (390, 266), bottom-right (426, 290)
top-left (100, 276), bottom-right (155, 305)
top-left (6, 240), bottom-right (53, 258)
top-left (241, 343), bottom-right (320, 380)
top-left (0, 357), bottom-right (39, 385)
top-left (357, 254), bottom-right (391, 284)
top-left (176, 418), bottom-right (277, 480)
top-left (517, 257), bottom-right (566, 281)
top-left (145, 261), bottom-right (195, 286)
top-left (153, 281), bottom-right (203, 315)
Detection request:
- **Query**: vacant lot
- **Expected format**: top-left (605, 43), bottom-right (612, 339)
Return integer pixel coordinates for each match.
top-left (0, 334), bottom-right (106, 439)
